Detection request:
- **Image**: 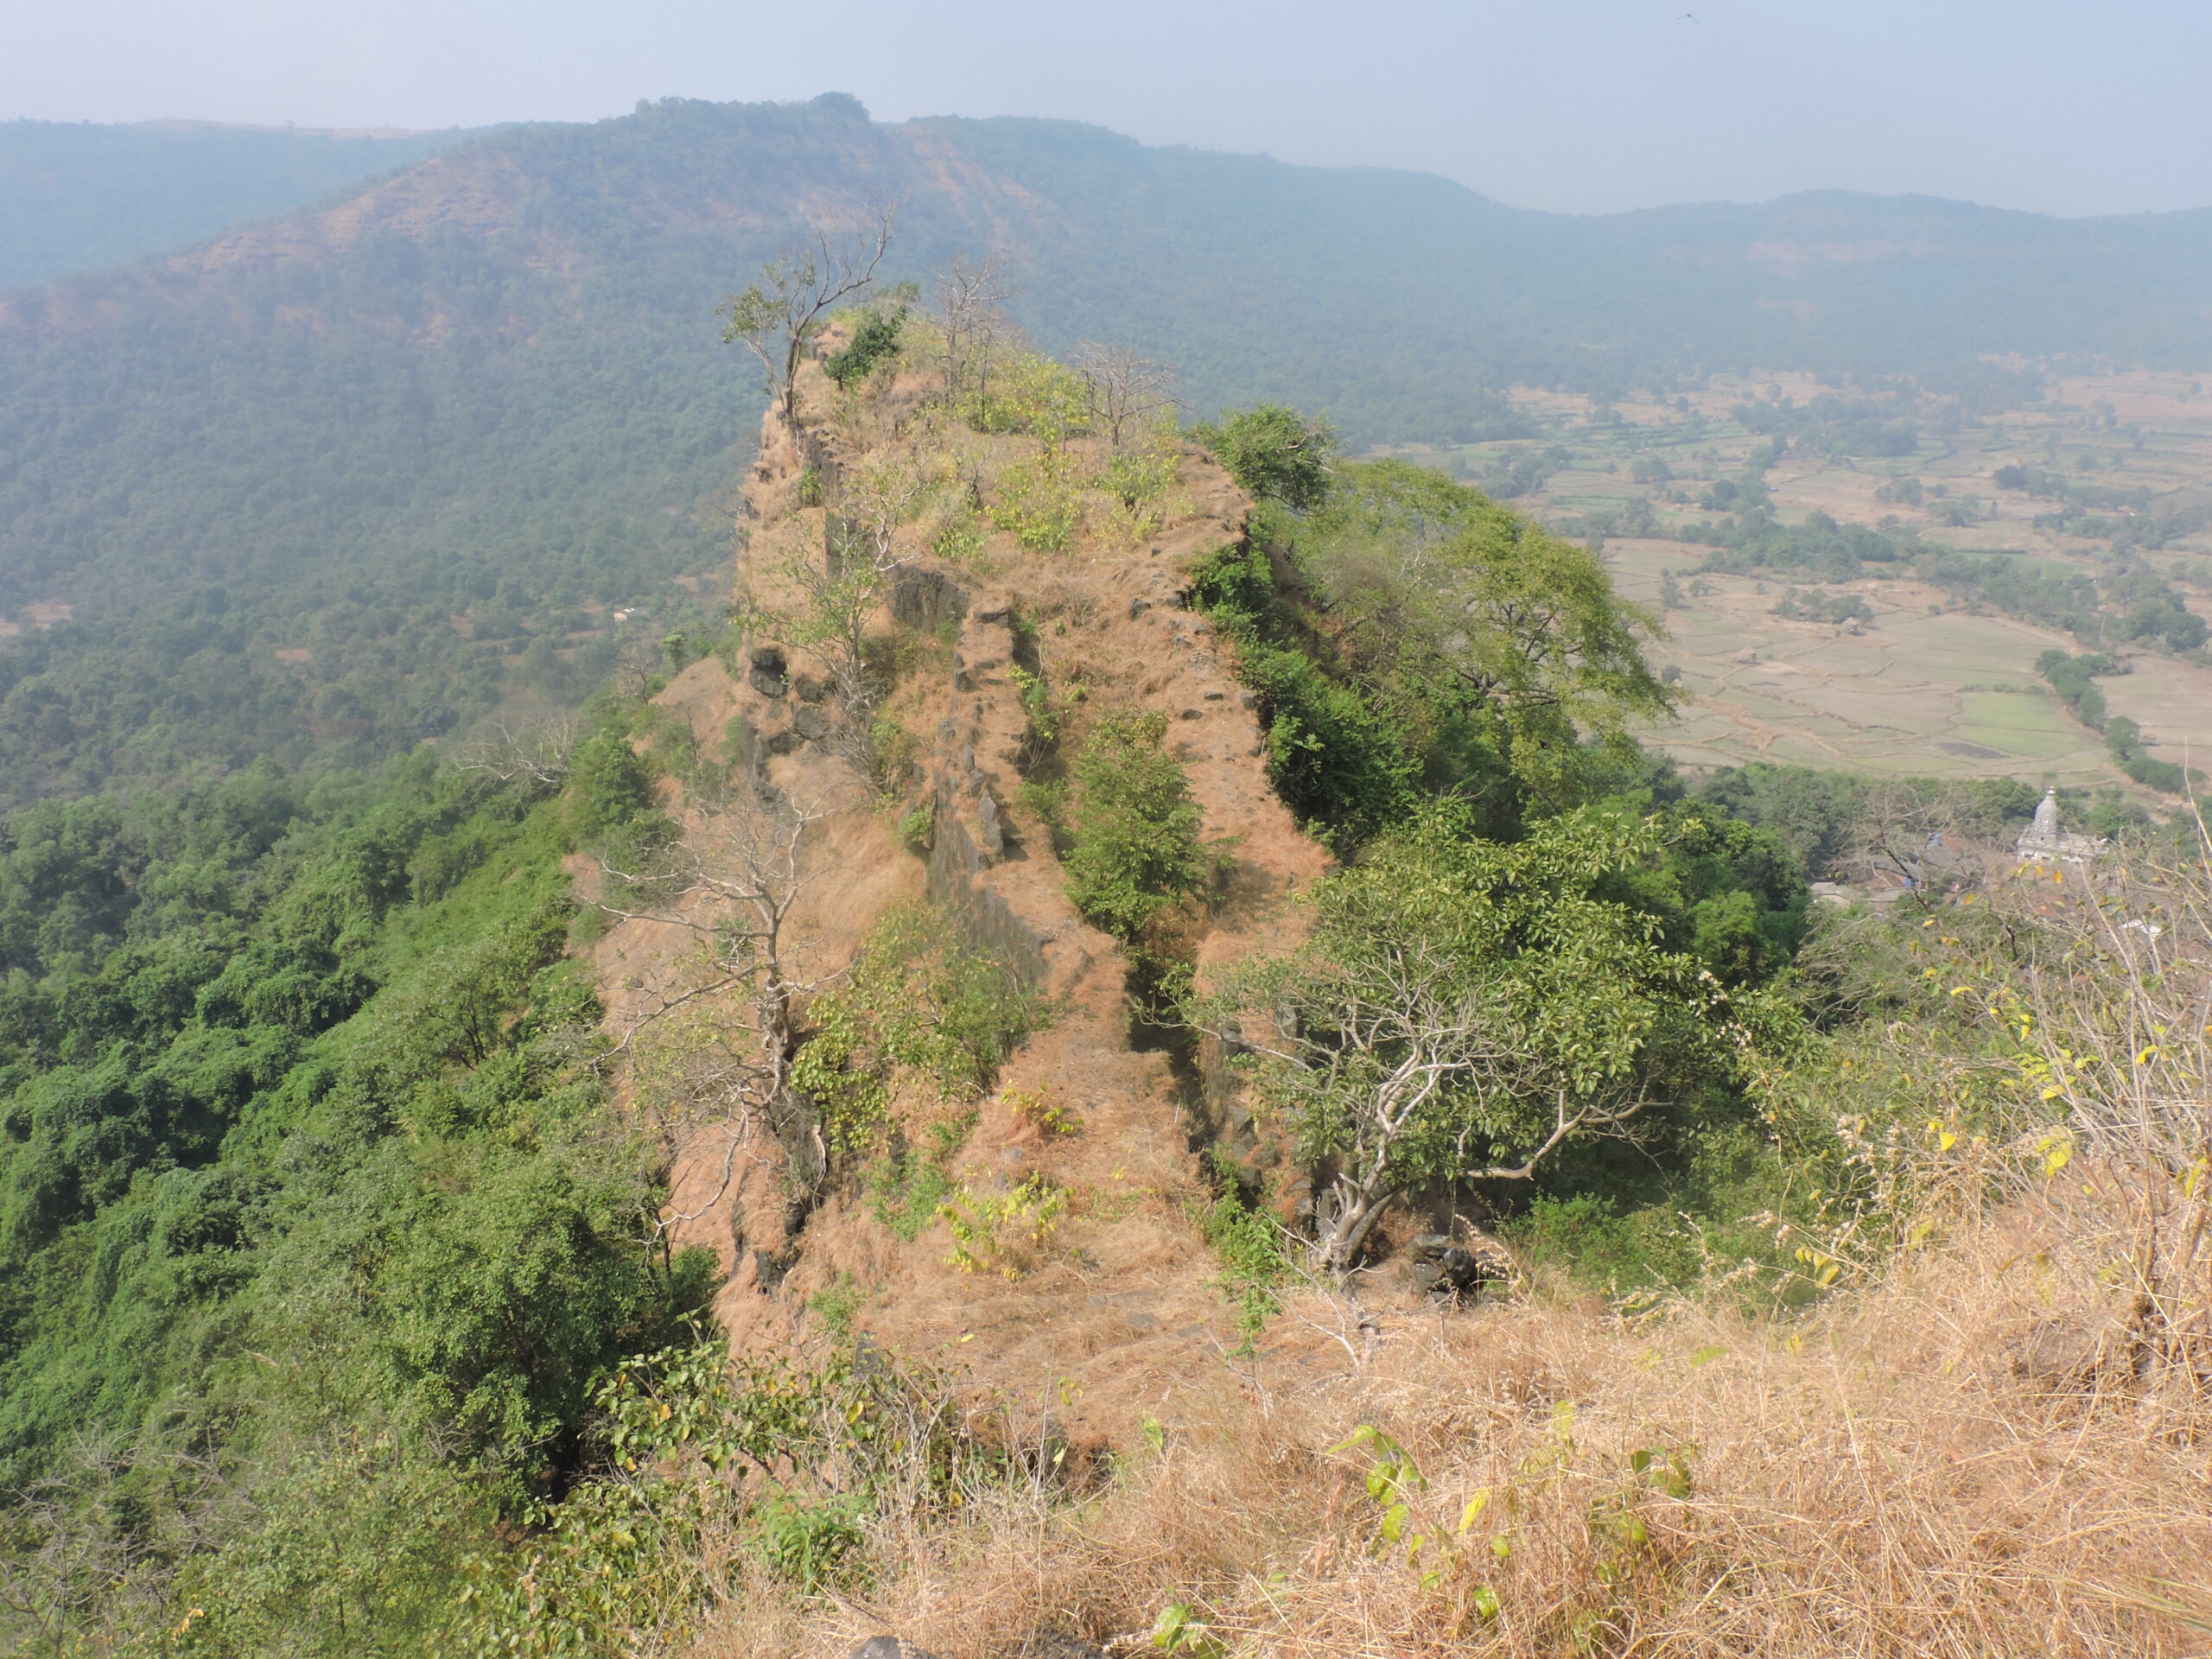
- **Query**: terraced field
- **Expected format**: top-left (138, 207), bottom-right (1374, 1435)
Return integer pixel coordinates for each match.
top-left (1378, 369), bottom-right (2212, 790)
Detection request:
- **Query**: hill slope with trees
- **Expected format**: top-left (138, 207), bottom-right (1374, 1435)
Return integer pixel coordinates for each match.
top-left (0, 119), bottom-right (468, 293)
top-left (6, 93), bottom-right (2212, 805)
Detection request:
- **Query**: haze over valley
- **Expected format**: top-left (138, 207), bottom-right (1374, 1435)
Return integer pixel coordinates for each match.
top-left (3, 22), bottom-right (2211, 1657)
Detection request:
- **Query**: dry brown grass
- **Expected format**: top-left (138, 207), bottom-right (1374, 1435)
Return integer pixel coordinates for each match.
top-left (677, 835), bottom-right (2212, 1659)
top-left (663, 374), bottom-right (2212, 1656)
top-left (681, 1151), bottom-right (2209, 1658)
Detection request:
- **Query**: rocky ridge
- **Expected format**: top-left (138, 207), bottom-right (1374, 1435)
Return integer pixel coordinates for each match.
top-left (593, 357), bottom-right (1335, 1450)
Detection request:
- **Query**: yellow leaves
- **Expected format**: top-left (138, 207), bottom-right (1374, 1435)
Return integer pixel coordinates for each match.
top-left (942, 1176), bottom-right (1065, 1279)
top-left (1925, 1119), bottom-right (1958, 1152)
top-left (2182, 1160), bottom-right (2209, 1200)
top-left (2041, 1087), bottom-right (2064, 1102)
top-left (1792, 1247), bottom-right (1844, 1287)
top-left (2133, 1046), bottom-right (2161, 1066)
top-left (2035, 1133), bottom-right (2073, 1179)
top-left (1688, 1344), bottom-right (1730, 1368)
top-left (1457, 1488), bottom-right (1492, 1535)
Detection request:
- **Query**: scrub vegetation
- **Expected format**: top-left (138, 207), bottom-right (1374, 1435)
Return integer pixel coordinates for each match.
top-left (0, 245), bottom-right (2207, 1659)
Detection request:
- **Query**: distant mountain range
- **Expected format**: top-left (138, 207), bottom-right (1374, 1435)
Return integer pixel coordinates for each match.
top-left (0, 118), bottom-right (472, 292)
top-left (2, 92), bottom-right (2210, 800)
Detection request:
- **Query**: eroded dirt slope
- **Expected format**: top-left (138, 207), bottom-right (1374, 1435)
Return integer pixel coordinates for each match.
top-left (594, 378), bottom-right (1330, 1446)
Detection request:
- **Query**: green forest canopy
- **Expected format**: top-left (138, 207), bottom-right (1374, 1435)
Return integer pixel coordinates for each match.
top-left (10, 95), bottom-right (2212, 805)
top-left (0, 372), bottom-right (2109, 1650)
top-left (0, 120), bottom-right (469, 293)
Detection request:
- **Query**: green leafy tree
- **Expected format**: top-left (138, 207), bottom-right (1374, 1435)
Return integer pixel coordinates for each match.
top-left (1063, 713), bottom-right (1206, 942)
top-left (1196, 404), bottom-right (1338, 511)
top-left (1198, 808), bottom-right (1783, 1275)
top-left (1305, 460), bottom-right (1673, 806)
top-left (823, 289), bottom-right (913, 391)
top-left (719, 210), bottom-right (894, 433)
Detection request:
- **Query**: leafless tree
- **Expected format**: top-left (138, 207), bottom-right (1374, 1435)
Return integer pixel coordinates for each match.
top-left (597, 773), bottom-right (858, 1225)
top-left (1849, 776), bottom-right (1984, 896)
top-left (0, 1434), bottom-right (176, 1657)
top-left (720, 207), bottom-right (896, 434)
top-left (1076, 342), bottom-right (1177, 452)
top-left (455, 715), bottom-right (579, 786)
top-left (931, 256), bottom-right (1012, 404)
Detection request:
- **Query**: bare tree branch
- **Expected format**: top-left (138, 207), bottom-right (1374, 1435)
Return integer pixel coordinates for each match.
top-left (598, 773), bottom-right (864, 1230)
top-left (456, 715), bottom-right (580, 786)
top-left (931, 256), bottom-right (1013, 405)
top-left (1075, 342), bottom-right (1177, 453)
top-left (721, 207), bottom-right (897, 434)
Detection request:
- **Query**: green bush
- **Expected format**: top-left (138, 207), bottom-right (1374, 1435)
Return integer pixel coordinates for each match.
top-left (789, 904), bottom-right (1038, 1156)
top-left (823, 303), bottom-right (908, 390)
top-left (1200, 1169), bottom-right (1287, 1349)
top-left (1188, 540), bottom-right (1419, 846)
top-left (988, 442), bottom-right (1088, 553)
top-left (1194, 404), bottom-right (1337, 511)
top-left (1063, 713), bottom-right (1206, 941)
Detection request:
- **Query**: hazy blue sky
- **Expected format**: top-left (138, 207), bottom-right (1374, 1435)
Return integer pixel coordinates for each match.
top-left (4, 0), bottom-right (2207, 217)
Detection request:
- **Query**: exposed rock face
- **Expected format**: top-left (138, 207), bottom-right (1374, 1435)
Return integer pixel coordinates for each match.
top-left (849, 1638), bottom-right (939, 1659)
top-left (1402, 1230), bottom-right (1521, 1300)
top-left (2007, 1296), bottom-right (2152, 1394)
top-left (594, 359), bottom-right (1335, 1444)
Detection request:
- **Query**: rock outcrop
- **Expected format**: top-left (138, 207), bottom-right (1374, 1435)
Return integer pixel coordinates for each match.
top-left (594, 355), bottom-right (1330, 1445)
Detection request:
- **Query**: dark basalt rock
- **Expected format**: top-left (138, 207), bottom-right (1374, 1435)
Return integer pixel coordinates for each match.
top-left (1003, 1634), bottom-right (1109, 1659)
top-left (747, 645), bottom-right (790, 697)
top-left (1408, 1231), bottom-right (1517, 1298)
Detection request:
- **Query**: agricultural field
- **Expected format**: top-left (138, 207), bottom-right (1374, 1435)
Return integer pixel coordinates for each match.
top-left (1378, 370), bottom-right (2212, 791)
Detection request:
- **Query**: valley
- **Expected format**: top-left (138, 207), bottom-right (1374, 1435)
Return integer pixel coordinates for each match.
top-left (2, 91), bottom-right (2210, 1659)
top-left (1382, 367), bottom-right (2212, 792)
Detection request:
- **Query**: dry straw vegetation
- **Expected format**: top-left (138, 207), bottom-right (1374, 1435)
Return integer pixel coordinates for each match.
top-left (664, 823), bottom-right (2212, 1659)
top-left (594, 281), bottom-right (2212, 1658)
top-left (9, 233), bottom-right (2209, 1659)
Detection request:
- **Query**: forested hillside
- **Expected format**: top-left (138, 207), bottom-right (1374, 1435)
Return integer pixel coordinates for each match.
top-left (9, 93), bottom-right (2212, 806)
top-left (0, 283), bottom-right (2204, 1656)
top-left (0, 120), bottom-right (465, 292)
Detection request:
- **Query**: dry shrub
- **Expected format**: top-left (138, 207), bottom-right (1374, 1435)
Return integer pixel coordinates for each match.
top-left (680, 835), bottom-right (2212, 1658)
top-left (684, 1156), bottom-right (2209, 1659)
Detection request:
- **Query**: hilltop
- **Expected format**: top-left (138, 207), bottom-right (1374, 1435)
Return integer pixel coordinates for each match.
top-left (0, 280), bottom-right (2205, 1659)
top-left (0, 118), bottom-right (467, 292)
top-left (10, 93), bottom-right (2212, 804)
